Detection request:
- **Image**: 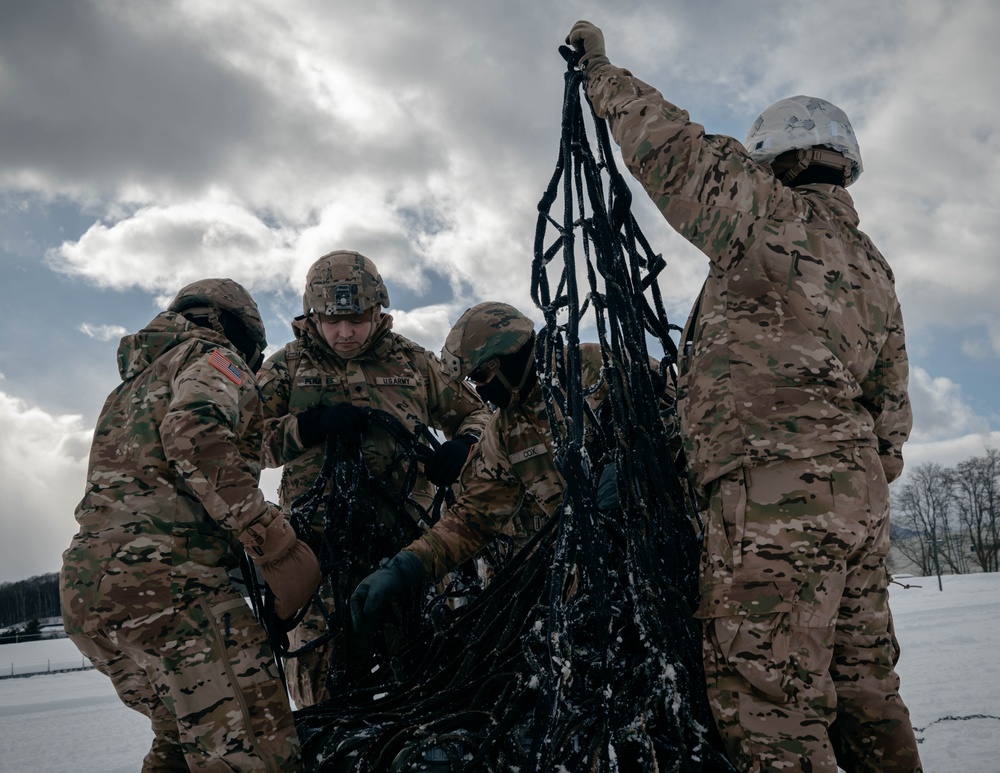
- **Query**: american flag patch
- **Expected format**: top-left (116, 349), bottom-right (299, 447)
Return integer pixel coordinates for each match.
top-left (209, 349), bottom-right (245, 385)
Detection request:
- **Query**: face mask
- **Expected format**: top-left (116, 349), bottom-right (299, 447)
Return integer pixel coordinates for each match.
top-left (476, 378), bottom-right (513, 409)
top-left (245, 346), bottom-right (265, 373)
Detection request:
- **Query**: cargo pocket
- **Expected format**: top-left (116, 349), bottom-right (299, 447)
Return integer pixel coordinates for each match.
top-left (179, 595), bottom-right (287, 761)
top-left (167, 594), bottom-right (294, 767)
top-left (701, 468), bottom-right (749, 580)
top-left (200, 595), bottom-right (276, 691)
top-left (698, 579), bottom-right (799, 704)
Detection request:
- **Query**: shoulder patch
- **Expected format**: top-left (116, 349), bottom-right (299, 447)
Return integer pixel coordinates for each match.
top-left (209, 349), bottom-right (246, 385)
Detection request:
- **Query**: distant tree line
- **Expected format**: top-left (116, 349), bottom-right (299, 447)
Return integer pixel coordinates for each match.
top-left (893, 448), bottom-right (1000, 576)
top-left (0, 572), bottom-right (60, 629)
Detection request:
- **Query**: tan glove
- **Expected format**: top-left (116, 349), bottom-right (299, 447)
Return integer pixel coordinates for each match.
top-left (241, 516), bottom-right (321, 621)
top-left (566, 20), bottom-right (611, 73)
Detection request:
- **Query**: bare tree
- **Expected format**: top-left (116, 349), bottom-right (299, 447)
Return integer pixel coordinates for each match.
top-left (953, 448), bottom-right (1000, 573)
top-left (893, 462), bottom-right (958, 586)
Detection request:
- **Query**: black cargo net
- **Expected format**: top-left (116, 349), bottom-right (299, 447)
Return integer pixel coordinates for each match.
top-left (252, 411), bottom-right (481, 693)
top-left (288, 50), bottom-right (735, 772)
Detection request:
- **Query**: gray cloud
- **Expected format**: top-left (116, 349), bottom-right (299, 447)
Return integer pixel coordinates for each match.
top-left (1, 0), bottom-right (998, 580)
top-left (78, 323), bottom-right (128, 342)
top-left (0, 391), bottom-right (92, 584)
top-left (908, 366), bottom-right (985, 443)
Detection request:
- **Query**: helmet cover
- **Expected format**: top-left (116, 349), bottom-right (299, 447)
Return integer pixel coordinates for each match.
top-left (303, 250), bottom-right (390, 316)
top-left (441, 302), bottom-right (535, 380)
top-left (167, 277), bottom-right (266, 348)
top-left (745, 95), bottom-right (863, 184)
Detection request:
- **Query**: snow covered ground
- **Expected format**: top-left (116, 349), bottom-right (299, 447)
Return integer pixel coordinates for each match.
top-left (1, 573), bottom-right (997, 772)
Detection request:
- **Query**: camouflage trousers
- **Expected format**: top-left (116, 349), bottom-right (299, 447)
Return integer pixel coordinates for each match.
top-left (285, 601), bottom-right (336, 708)
top-left (695, 446), bottom-right (921, 773)
top-left (69, 588), bottom-right (301, 772)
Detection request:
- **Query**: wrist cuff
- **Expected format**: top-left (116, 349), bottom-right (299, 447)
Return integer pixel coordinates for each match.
top-left (395, 550), bottom-right (428, 586)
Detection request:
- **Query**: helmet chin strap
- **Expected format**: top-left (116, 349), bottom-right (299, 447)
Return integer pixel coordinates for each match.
top-left (491, 351), bottom-right (536, 407)
top-left (333, 344), bottom-right (363, 360)
top-left (772, 147), bottom-right (851, 187)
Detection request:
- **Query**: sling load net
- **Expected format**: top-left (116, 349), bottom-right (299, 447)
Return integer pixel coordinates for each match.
top-left (288, 48), bottom-right (735, 772)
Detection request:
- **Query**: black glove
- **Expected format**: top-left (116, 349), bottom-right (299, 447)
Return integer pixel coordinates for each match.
top-left (296, 403), bottom-right (368, 448)
top-left (423, 434), bottom-right (477, 487)
top-left (597, 462), bottom-right (620, 511)
top-left (350, 551), bottom-right (427, 634)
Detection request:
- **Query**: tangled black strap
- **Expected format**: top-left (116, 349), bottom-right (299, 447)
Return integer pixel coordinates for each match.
top-left (254, 407), bottom-right (468, 691)
top-left (291, 50), bottom-right (734, 772)
top-left (522, 47), bottom-right (728, 771)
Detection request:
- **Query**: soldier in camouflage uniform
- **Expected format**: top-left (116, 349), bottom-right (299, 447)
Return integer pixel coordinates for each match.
top-left (350, 302), bottom-right (609, 630)
top-left (567, 21), bottom-right (921, 773)
top-left (258, 250), bottom-right (490, 707)
top-left (60, 278), bottom-right (320, 772)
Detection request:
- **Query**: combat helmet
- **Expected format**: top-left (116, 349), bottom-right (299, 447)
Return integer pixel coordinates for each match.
top-left (745, 95), bottom-right (863, 185)
top-left (441, 302), bottom-right (535, 381)
top-left (168, 277), bottom-right (267, 369)
top-left (303, 250), bottom-right (390, 316)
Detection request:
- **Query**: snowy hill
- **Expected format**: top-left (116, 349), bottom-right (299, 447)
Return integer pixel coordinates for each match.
top-left (1, 572), bottom-right (998, 772)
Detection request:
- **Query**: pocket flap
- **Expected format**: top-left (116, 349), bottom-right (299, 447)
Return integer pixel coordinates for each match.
top-left (696, 579), bottom-right (798, 619)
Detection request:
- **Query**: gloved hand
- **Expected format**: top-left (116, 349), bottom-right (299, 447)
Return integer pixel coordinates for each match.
top-left (566, 20), bottom-right (610, 72)
top-left (597, 462), bottom-right (620, 511)
top-left (423, 434), bottom-right (477, 487)
top-left (296, 402), bottom-right (368, 448)
top-left (240, 516), bottom-right (321, 621)
top-left (350, 551), bottom-right (427, 634)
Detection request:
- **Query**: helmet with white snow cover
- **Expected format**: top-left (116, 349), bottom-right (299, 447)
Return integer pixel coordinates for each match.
top-left (745, 95), bottom-right (863, 185)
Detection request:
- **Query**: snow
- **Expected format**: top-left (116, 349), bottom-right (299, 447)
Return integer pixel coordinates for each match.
top-left (1, 573), bottom-right (998, 772)
top-left (0, 667), bottom-right (153, 771)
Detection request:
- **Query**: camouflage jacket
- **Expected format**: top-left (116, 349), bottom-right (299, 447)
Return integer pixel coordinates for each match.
top-left (586, 66), bottom-right (912, 488)
top-left (406, 343), bottom-right (607, 580)
top-left (61, 313), bottom-right (277, 633)
top-left (258, 314), bottom-right (490, 537)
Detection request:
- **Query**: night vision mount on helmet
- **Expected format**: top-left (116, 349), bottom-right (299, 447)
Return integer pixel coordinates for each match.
top-left (303, 250), bottom-right (390, 317)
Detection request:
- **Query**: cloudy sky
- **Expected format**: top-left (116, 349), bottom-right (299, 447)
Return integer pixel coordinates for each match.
top-left (1, 0), bottom-right (998, 585)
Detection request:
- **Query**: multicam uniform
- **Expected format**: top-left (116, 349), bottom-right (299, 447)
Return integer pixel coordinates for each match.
top-left (584, 64), bottom-right (919, 771)
top-left (259, 312), bottom-right (489, 706)
top-left (406, 343), bottom-right (607, 581)
top-left (60, 312), bottom-right (301, 772)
